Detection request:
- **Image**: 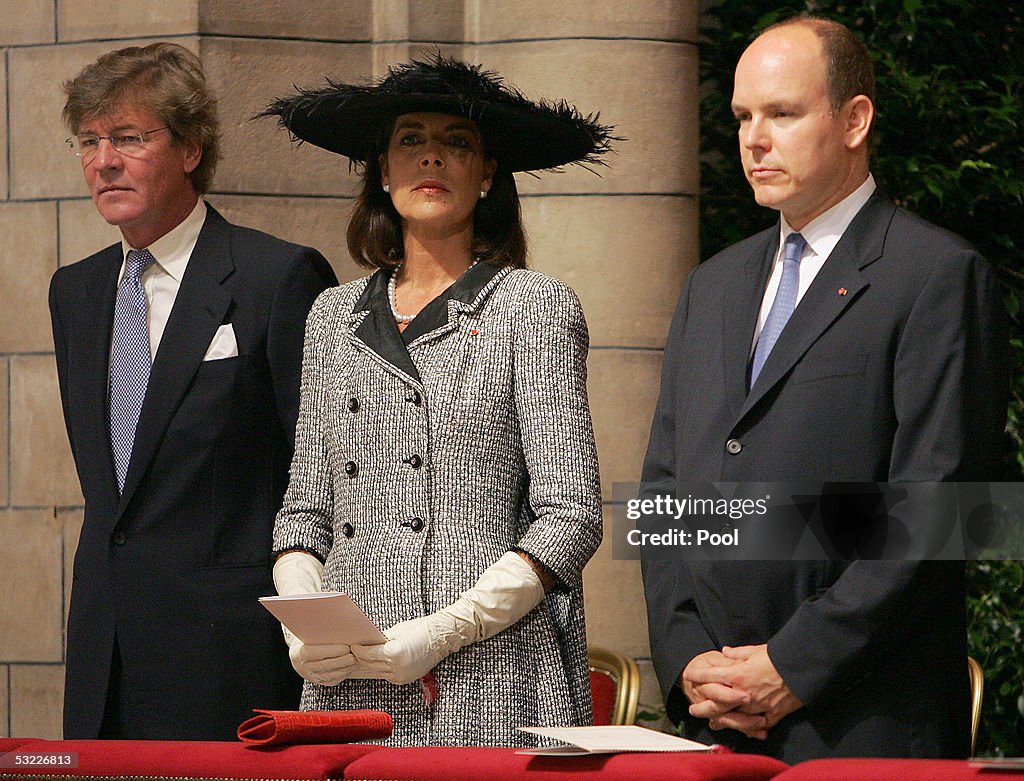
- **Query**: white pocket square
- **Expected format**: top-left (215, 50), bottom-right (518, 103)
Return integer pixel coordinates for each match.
top-left (204, 323), bottom-right (238, 361)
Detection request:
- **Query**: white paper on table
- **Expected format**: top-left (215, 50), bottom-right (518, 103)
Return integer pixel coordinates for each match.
top-left (258, 592), bottom-right (387, 646)
top-left (515, 726), bottom-right (715, 755)
top-left (969, 757), bottom-right (1024, 771)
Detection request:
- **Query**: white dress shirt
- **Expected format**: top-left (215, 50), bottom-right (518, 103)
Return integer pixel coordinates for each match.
top-left (117, 199), bottom-right (207, 359)
top-left (751, 174), bottom-right (876, 351)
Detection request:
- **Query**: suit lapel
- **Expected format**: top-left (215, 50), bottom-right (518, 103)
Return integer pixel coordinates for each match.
top-left (117, 208), bottom-right (234, 515)
top-left (738, 193), bottom-right (895, 421)
top-left (77, 246), bottom-right (123, 498)
top-left (403, 262), bottom-right (505, 348)
top-left (349, 271), bottom-right (423, 384)
top-left (345, 263), bottom-right (507, 386)
top-left (722, 231), bottom-right (776, 417)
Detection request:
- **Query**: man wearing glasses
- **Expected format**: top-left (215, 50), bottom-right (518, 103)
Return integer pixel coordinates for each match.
top-left (50, 42), bottom-right (337, 740)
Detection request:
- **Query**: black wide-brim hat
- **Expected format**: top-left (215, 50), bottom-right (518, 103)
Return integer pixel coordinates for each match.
top-left (261, 54), bottom-right (614, 173)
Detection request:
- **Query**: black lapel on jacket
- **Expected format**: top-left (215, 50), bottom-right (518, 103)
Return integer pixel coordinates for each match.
top-left (401, 261), bottom-right (503, 344)
top-left (76, 245), bottom-right (123, 499)
top-left (737, 193), bottom-right (894, 422)
top-left (722, 230), bottom-right (776, 417)
top-left (117, 207), bottom-right (234, 515)
top-left (350, 270), bottom-right (422, 383)
top-left (349, 262), bottom-right (505, 382)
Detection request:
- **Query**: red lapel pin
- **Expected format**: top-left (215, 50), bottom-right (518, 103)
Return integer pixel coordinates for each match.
top-left (838, 287), bottom-right (848, 296)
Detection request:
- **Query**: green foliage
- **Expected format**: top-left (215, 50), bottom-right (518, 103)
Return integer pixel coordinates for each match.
top-left (699, 0), bottom-right (1024, 756)
top-left (966, 561), bottom-right (1024, 754)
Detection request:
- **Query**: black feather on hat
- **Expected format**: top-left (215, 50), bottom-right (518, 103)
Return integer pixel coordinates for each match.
top-left (261, 53), bottom-right (615, 173)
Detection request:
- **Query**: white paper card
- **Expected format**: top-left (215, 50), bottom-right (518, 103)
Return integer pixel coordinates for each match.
top-left (969, 757), bottom-right (1024, 771)
top-left (259, 592), bottom-right (387, 646)
top-left (516, 726), bottom-right (715, 755)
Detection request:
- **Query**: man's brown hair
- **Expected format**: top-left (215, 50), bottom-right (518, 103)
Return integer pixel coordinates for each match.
top-left (63, 42), bottom-right (220, 193)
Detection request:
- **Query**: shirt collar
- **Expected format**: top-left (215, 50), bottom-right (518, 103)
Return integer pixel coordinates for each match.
top-left (780, 173), bottom-right (876, 260)
top-left (121, 198), bottom-right (207, 282)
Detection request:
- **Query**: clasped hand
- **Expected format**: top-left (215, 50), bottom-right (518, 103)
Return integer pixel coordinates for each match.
top-left (351, 615), bottom-right (453, 685)
top-left (682, 644), bottom-right (803, 740)
top-left (277, 550), bottom-right (543, 687)
top-left (284, 627), bottom-right (365, 686)
top-left (286, 618), bottom-right (449, 687)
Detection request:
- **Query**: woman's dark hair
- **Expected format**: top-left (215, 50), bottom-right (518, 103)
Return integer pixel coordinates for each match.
top-left (346, 119), bottom-right (528, 270)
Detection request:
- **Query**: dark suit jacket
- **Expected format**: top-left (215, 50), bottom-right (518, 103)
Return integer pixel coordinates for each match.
top-left (50, 205), bottom-right (337, 740)
top-left (641, 191), bottom-right (1008, 762)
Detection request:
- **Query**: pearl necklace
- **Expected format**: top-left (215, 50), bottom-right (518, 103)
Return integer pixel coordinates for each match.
top-left (387, 269), bottom-right (416, 323)
top-left (388, 260), bottom-right (479, 324)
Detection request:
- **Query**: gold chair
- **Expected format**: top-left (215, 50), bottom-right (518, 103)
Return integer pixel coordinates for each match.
top-left (588, 646), bottom-right (641, 726)
top-left (968, 655), bottom-right (984, 755)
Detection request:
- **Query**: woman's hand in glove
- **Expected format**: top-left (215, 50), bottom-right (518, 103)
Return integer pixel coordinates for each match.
top-left (284, 630), bottom-right (362, 686)
top-left (351, 552), bottom-right (545, 685)
top-left (351, 615), bottom-right (460, 685)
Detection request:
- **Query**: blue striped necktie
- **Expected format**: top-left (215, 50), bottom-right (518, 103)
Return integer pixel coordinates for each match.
top-left (750, 232), bottom-right (806, 387)
top-left (109, 248), bottom-right (155, 492)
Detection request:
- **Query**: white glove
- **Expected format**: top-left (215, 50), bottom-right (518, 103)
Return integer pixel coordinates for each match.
top-left (273, 551), bottom-right (362, 686)
top-left (273, 550), bottom-right (324, 596)
top-left (351, 552), bottom-right (545, 685)
top-left (288, 642), bottom-right (361, 687)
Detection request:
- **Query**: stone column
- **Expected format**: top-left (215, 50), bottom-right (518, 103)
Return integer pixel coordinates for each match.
top-left (0, 0), bottom-right (698, 736)
top-left (457, 0), bottom-right (699, 717)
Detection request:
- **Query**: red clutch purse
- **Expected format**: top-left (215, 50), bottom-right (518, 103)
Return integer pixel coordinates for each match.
top-left (237, 709), bottom-right (393, 746)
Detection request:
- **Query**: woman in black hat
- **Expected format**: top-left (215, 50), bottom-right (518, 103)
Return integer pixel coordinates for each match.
top-left (265, 55), bottom-right (611, 746)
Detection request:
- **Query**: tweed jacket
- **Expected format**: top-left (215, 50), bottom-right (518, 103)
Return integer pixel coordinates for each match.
top-left (273, 263), bottom-right (603, 746)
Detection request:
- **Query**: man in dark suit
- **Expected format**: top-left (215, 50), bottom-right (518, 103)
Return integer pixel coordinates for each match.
top-left (51, 42), bottom-right (337, 740)
top-left (641, 16), bottom-right (1008, 762)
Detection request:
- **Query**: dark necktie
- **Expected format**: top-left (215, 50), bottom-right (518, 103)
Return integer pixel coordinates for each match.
top-left (109, 248), bottom-right (155, 492)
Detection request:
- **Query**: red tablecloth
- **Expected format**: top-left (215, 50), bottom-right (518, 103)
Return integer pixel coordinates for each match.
top-left (6, 738), bottom-right (1017, 781)
top-left (343, 746), bottom-right (788, 781)
top-left (773, 758), bottom-right (1024, 781)
top-left (0, 739), bottom-right (381, 779)
top-left (0, 740), bottom-right (37, 755)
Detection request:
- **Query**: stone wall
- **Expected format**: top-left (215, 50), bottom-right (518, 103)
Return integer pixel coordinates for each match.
top-left (0, 0), bottom-right (699, 737)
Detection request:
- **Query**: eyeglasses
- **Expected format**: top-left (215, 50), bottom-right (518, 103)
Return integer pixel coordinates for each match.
top-left (66, 127), bottom-right (170, 162)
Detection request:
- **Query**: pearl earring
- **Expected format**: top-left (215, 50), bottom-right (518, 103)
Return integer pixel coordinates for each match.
top-left (383, 184), bottom-right (390, 193)
top-left (479, 190), bottom-right (488, 199)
